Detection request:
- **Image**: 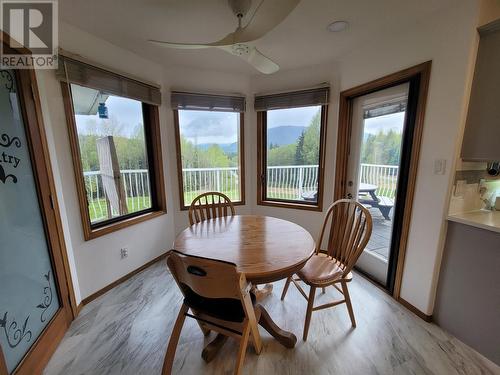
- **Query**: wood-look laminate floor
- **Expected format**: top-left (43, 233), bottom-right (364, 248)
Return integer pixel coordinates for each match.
top-left (44, 261), bottom-right (499, 375)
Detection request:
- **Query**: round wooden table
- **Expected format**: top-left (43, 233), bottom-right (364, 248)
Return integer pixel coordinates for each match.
top-left (173, 215), bottom-right (316, 284)
top-left (173, 215), bottom-right (315, 351)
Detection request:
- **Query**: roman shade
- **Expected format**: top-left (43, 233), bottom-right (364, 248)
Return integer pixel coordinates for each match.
top-left (171, 91), bottom-right (246, 112)
top-left (363, 98), bottom-right (407, 119)
top-left (254, 86), bottom-right (329, 111)
top-left (56, 55), bottom-right (161, 106)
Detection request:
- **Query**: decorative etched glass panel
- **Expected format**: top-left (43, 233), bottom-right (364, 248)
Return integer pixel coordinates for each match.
top-left (0, 70), bottom-right (60, 374)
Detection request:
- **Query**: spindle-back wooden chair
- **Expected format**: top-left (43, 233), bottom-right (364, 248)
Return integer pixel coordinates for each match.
top-left (188, 191), bottom-right (235, 226)
top-left (280, 199), bottom-right (372, 341)
top-left (162, 250), bottom-right (262, 375)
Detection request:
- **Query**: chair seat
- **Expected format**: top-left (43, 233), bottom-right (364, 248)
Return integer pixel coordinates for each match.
top-left (182, 284), bottom-right (256, 323)
top-left (297, 254), bottom-right (352, 286)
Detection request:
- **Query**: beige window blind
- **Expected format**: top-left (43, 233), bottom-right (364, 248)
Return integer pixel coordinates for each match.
top-left (254, 87), bottom-right (329, 111)
top-left (56, 55), bottom-right (161, 106)
top-left (171, 91), bottom-right (246, 112)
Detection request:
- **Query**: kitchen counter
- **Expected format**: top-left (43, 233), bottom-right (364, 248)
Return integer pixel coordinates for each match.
top-left (447, 210), bottom-right (500, 234)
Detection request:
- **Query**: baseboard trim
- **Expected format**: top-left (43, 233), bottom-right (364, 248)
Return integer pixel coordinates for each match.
top-left (80, 252), bottom-right (169, 307)
top-left (76, 302), bottom-right (84, 315)
top-left (398, 297), bottom-right (433, 322)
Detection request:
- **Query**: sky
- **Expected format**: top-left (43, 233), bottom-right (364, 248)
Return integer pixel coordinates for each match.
top-left (75, 95), bottom-right (144, 138)
top-left (363, 112), bottom-right (405, 135)
top-left (267, 105), bottom-right (320, 129)
top-left (179, 110), bottom-right (239, 144)
top-left (178, 106), bottom-right (321, 145)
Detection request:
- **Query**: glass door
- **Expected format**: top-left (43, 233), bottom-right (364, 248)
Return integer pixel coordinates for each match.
top-left (346, 83), bottom-right (409, 286)
top-left (0, 68), bottom-right (71, 374)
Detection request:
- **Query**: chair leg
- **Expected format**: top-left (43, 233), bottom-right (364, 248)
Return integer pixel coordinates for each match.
top-left (341, 281), bottom-right (356, 327)
top-left (234, 321), bottom-right (251, 375)
top-left (162, 304), bottom-right (188, 375)
top-left (303, 286), bottom-right (316, 341)
top-left (280, 276), bottom-right (292, 301)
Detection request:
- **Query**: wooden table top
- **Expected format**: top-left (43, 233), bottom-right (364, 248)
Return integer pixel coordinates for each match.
top-left (173, 215), bottom-right (316, 284)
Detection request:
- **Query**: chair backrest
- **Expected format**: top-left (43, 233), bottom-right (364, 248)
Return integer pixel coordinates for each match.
top-left (188, 191), bottom-right (235, 225)
top-left (167, 250), bottom-right (248, 301)
top-left (317, 199), bottom-right (372, 277)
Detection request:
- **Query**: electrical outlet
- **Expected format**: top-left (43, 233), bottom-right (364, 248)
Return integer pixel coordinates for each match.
top-left (120, 248), bottom-right (128, 259)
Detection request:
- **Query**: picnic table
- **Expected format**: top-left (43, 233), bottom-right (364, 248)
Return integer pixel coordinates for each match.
top-left (358, 183), bottom-right (394, 220)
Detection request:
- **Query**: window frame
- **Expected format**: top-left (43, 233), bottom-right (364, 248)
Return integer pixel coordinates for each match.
top-left (173, 109), bottom-right (246, 210)
top-left (61, 82), bottom-right (167, 240)
top-left (257, 105), bottom-right (328, 211)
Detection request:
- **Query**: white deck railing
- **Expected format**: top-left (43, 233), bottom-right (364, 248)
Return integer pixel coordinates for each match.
top-left (83, 163), bottom-right (399, 221)
top-left (359, 163), bottom-right (399, 198)
top-left (83, 169), bottom-right (151, 222)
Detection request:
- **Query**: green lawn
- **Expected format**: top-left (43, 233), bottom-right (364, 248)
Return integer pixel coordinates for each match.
top-left (88, 196), bottom-right (152, 223)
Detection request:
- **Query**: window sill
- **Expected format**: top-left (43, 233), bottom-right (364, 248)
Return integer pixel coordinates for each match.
top-left (180, 200), bottom-right (246, 211)
top-left (257, 200), bottom-right (323, 212)
top-left (84, 210), bottom-right (167, 240)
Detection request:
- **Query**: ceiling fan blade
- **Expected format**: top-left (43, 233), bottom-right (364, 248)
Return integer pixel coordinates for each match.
top-left (149, 0), bottom-right (300, 50)
top-left (246, 47), bottom-right (279, 74)
top-left (218, 45), bottom-right (279, 74)
top-left (236, 0), bottom-right (300, 42)
top-left (148, 40), bottom-right (213, 49)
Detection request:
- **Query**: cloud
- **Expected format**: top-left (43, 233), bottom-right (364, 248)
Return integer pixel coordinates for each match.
top-left (179, 110), bottom-right (238, 138)
top-left (364, 112), bottom-right (405, 134)
top-left (267, 106), bottom-right (320, 129)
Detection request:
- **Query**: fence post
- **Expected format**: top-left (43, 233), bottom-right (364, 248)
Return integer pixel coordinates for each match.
top-left (298, 166), bottom-right (304, 199)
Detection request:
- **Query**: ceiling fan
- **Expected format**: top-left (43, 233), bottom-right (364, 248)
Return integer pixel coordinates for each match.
top-left (149, 0), bottom-right (300, 74)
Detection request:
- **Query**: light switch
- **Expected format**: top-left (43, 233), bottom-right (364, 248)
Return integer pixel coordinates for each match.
top-left (434, 159), bottom-right (446, 175)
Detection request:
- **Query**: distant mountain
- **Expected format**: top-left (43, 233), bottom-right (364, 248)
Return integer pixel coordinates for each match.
top-left (194, 126), bottom-right (305, 154)
top-left (267, 126), bottom-right (306, 147)
top-left (197, 142), bottom-right (238, 154)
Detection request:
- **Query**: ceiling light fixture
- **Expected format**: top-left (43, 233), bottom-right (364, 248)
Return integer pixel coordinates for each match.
top-left (327, 20), bottom-right (349, 32)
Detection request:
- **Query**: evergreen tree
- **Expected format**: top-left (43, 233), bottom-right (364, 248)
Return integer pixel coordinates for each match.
top-left (295, 131), bottom-right (305, 165)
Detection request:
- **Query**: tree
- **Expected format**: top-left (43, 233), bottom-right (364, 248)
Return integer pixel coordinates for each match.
top-left (302, 110), bottom-right (321, 165)
top-left (361, 130), bottom-right (402, 165)
top-left (295, 131), bottom-right (305, 165)
top-left (267, 143), bottom-right (296, 166)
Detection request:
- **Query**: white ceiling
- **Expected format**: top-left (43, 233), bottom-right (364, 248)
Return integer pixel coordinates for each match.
top-left (60, 0), bottom-right (458, 76)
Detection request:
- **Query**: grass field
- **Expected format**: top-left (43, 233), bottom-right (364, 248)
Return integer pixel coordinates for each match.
top-left (88, 196), bottom-right (151, 222)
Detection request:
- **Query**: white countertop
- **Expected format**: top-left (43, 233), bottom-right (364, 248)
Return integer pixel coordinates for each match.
top-left (447, 210), bottom-right (500, 234)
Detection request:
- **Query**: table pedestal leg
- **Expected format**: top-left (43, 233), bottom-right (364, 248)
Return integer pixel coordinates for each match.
top-left (258, 305), bottom-right (297, 348)
top-left (200, 305), bottom-right (297, 362)
top-left (201, 334), bottom-right (228, 363)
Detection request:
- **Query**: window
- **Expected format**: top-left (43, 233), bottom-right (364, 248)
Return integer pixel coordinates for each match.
top-left (172, 92), bottom-right (245, 209)
top-left (59, 55), bottom-right (166, 240)
top-left (256, 88), bottom-right (329, 210)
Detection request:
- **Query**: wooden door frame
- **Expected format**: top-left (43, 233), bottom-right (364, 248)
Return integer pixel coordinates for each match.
top-left (1, 32), bottom-right (76, 375)
top-left (334, 61), bottom-right (432, 301)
